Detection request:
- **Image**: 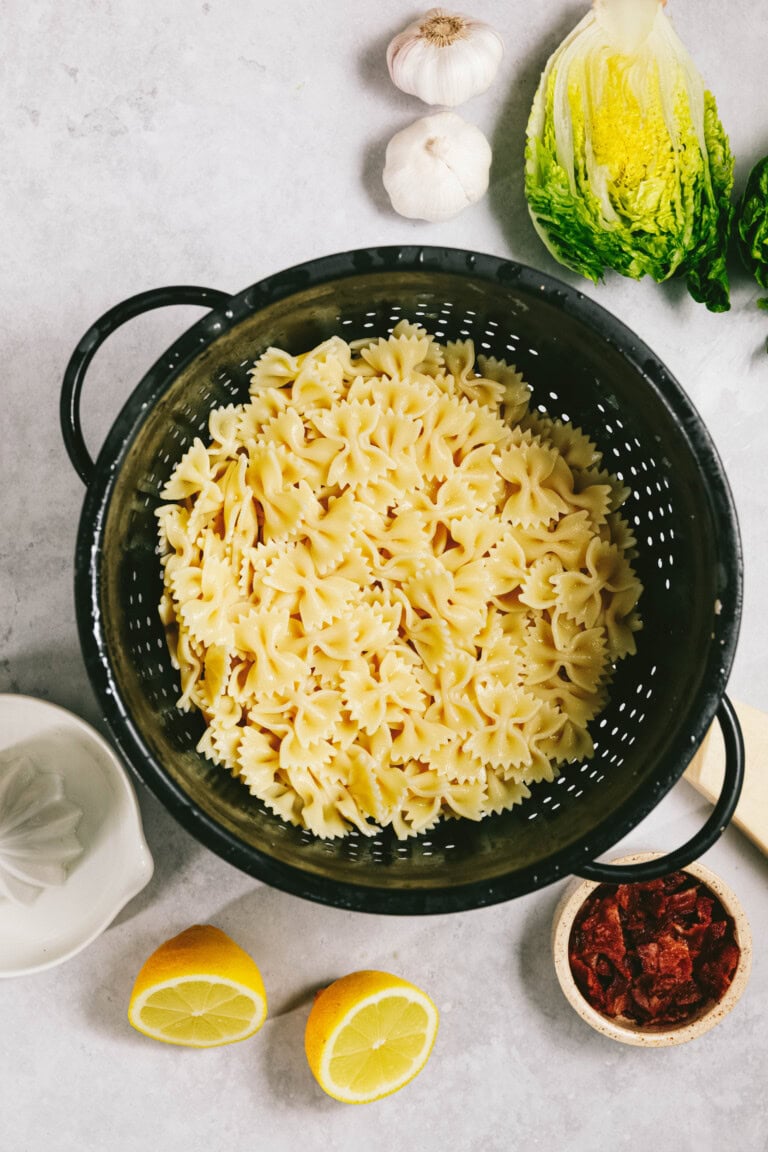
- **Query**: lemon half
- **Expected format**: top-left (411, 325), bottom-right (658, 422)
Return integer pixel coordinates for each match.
top-left (304, 970), bottom-right (439, 1103)
top-left (128, 925), bottom-right (267, 1048)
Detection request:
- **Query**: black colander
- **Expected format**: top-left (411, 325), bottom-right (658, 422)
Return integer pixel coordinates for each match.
top-left (61, 247), bottom-right (744, 914)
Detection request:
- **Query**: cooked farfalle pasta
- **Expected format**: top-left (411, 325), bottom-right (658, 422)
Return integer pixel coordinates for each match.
top-left (156, 321), bottom-right (642, 839)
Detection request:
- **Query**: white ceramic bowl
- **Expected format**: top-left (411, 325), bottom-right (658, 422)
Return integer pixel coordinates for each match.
top-left (552, 853), bottom-right (752, 1046)
top-left (0, 694), bottom-right (153, 977)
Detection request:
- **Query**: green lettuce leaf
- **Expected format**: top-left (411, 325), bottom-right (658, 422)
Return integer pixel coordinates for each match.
top-left (735, 154), bottom-right (768, 306)
top-left (684, 93), bottom-right (734, 313)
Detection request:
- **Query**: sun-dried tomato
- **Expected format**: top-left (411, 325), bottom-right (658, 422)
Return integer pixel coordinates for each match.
top-left (568, 872), bottom-right (740, 1026)
top-left (699, 941), bottom-right (741, 1001)
top-left (696, 894), bottom-right (714, 925)
top-left (666, 887), bottom-right (698, 918)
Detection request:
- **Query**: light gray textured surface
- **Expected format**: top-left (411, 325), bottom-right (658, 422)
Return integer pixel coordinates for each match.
top-left (1, 1), bottom-right (766, 1148)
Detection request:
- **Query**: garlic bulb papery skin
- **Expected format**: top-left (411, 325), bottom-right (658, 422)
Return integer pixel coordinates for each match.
top-left (0, 756), bottom-right (83, 905)
top-left (383, 111), bottom-right (492, 223)
top-left (387, 8), bottom-right (503, 108)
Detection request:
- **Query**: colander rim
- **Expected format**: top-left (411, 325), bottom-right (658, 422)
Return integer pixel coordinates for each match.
top-left (72, 245), bottom-right (743, 913)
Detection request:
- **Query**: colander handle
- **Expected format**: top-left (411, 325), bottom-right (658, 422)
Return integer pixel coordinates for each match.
top-left (575, 695), bottom-right (745, 883)
top-left (60, 285), bottom-right (232, 485)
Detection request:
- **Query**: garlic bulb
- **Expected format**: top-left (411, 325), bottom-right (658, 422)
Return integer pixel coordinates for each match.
top-left (387, 8), bottom-right (503, 108)
top-left (383, 111), bottom-right (492, 222)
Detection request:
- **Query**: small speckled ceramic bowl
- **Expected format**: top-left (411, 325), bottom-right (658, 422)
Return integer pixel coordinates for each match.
top-left (552, 853), bottom-right (752, 1046)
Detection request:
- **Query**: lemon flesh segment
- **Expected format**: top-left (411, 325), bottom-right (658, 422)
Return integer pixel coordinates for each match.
top-left (318, 989), bottom-right (438, 1103)
top-left (130, 977), bottom-right (267, 1047)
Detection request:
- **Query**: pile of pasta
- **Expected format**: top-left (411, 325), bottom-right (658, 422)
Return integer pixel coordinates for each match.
top-left (156, 322), bottom-right (642, 840)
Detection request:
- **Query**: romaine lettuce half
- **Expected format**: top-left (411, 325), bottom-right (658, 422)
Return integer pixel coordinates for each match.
top-left (524, 0), bottom-right (734, 312)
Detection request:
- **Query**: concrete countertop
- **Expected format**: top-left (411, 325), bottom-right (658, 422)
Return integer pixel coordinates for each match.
top-left (2, 2), bottom-right (766, 1148)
